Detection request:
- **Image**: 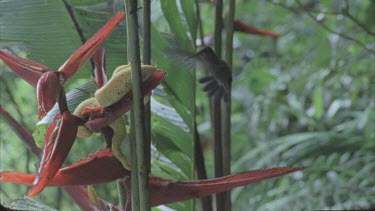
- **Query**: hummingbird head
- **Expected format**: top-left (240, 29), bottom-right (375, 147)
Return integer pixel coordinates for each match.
top-left (185, 47), bottom-right (218, 62)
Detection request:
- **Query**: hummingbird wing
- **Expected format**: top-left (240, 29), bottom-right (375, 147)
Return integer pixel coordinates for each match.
top-left (199, 76), bottom-right (229, 101)
top-left (163, 46), bottom-right (231, 101)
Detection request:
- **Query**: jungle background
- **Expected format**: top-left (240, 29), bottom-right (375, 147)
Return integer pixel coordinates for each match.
top-left (0, 0), bottom-right (374, 210)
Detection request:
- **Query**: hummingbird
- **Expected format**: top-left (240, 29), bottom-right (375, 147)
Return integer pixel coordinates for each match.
top-left (184, 47), bottom-right (232, 101)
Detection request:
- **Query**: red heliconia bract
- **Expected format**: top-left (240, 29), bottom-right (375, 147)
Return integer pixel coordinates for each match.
top-left (0, 50), bottom-right (49, 87)
top-left (36, 71), bottom-right (61, 119)
top-left (0, 148), bottom-right (304, 207)
top-left (92, 47), bottom-right (108, 89)
top-left (1, 149), bottom-right (128, 187)
top-left (28, 112), bottom-right (80, 197)
top-left (234, 20), bottom-right (281, 38)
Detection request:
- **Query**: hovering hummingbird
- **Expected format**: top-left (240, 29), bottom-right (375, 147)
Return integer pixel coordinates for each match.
top-left (184, 47), bottom-right (232, 101)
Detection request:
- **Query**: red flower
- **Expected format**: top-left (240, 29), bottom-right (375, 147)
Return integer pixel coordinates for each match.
top-left (1, 148), bottom-right (303, 207)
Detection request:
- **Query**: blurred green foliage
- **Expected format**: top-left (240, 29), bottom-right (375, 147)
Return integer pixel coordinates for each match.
top-left (1, 0), bottom-right (374, 210)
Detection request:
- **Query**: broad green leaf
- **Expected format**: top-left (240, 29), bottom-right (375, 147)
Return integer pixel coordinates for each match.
top-left (0, 0), bottom-right (90, 75)
top-left (160, 0), bottom-right (193, 51)
top-left (152, 114), bottom-right (193, 177)
top-left (151, 96), bottom-right (188, 130)
top-left (152, 161), bottom-right (188, 180)
top-left (151, 113), bottom-right (194, 210)
top-left (180, 0), bottom-right (197, 43)
top-left (149, 25), bottom-right (194, 129)
top-left (158, 3), bottom-right (196, 177)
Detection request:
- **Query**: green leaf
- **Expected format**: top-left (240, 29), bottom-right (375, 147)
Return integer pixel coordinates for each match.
top-left (152, 114), bottom-right (193, 177)
top-left (151, 113), bottom-right (194, 211)
top-left (160, 0), bottom-right (193, 51)
top-left (0, 0), bottom-right (89, 73)
top-left (152, 161), bottom-right (187, 180)
top-left (6, 197), bottom-right (57, 211)
top-left (149, 25), bottom-right (195, 129)
top-left (33, 123), bottom-right (49, 148)
top-left (313, 84), bottom-right (324, 119)
top-left (180, 0), bottom-right (197, 43)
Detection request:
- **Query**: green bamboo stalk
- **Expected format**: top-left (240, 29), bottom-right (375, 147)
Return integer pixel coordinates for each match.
top-left (143, 0), bottom-right (152, 178)
top-left (223, 0), bottom-right (236, 210)
top-left (124, 0), bottom-right (150, 210)
top-left (129, 111), bottom-right (140, 210)
top-left (143, 0), bottom-right (151, 65)
top-left (194, 2), bottom-right (213, 210)
top-left (213, 96), bottom-right (224, 211)
top-left (214, 0), bottom-right (225, 210)
top-left (214, 0), bottom-right (223, 58)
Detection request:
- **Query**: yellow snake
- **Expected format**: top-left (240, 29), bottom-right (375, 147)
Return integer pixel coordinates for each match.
top-left (73, 65), bottom-right (158, 170)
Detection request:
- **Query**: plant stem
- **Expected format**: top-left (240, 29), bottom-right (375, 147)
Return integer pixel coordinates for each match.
top-left (0, 103), bottom-right (41, 155)
top-left (214, 0), bottom-right (226, 210)
top-left (223, 0), bottom-right (235, 210)
top-left (116, 179), bottom-right (127, 208)
top-left (194, 126), bottom-right (213, 211)
top-left (129, 111), bottom-right (140, 210)
top-left (195, 0), bottom-right (205, 46)
top-left (62, 0), bottom-right (95, 70)
top-left (214, 0), bottom-right (223, 58)
top-left (194, 2), bottom-right (213, 210)
top-left (143, 0), bottom-right (152, 175)
top-left (143, 0), bottom-right (151, 65)
top-left (124, 0), bottom-right (150, 210)
top-left (213, 96), bottom-right (224, 211)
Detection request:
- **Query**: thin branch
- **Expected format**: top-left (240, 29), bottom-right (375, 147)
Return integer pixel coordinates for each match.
top-left (303, 9), bottom-right (341, 15)
top-left (62, 0), bottom-right (87, 44)
top-left (302, 7), bottom-right (375, 54)
top-left (2, 77), bottom-right (28, 126)
top-left (277, 0), bottom-right (375, 37)
top-left (62, 0), bottom-right (95, 70)
top-left (343, 0), bottom-right (375, 37)
top-left (267, 0), bottom-right (300, 14)
top-left (269, 0), bottom-right (375, 54)
top-left (0, 105), bottom-right (41, 155)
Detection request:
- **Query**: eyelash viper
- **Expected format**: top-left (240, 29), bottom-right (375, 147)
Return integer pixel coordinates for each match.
top-left (73, 65), bottom-right (158, 170)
